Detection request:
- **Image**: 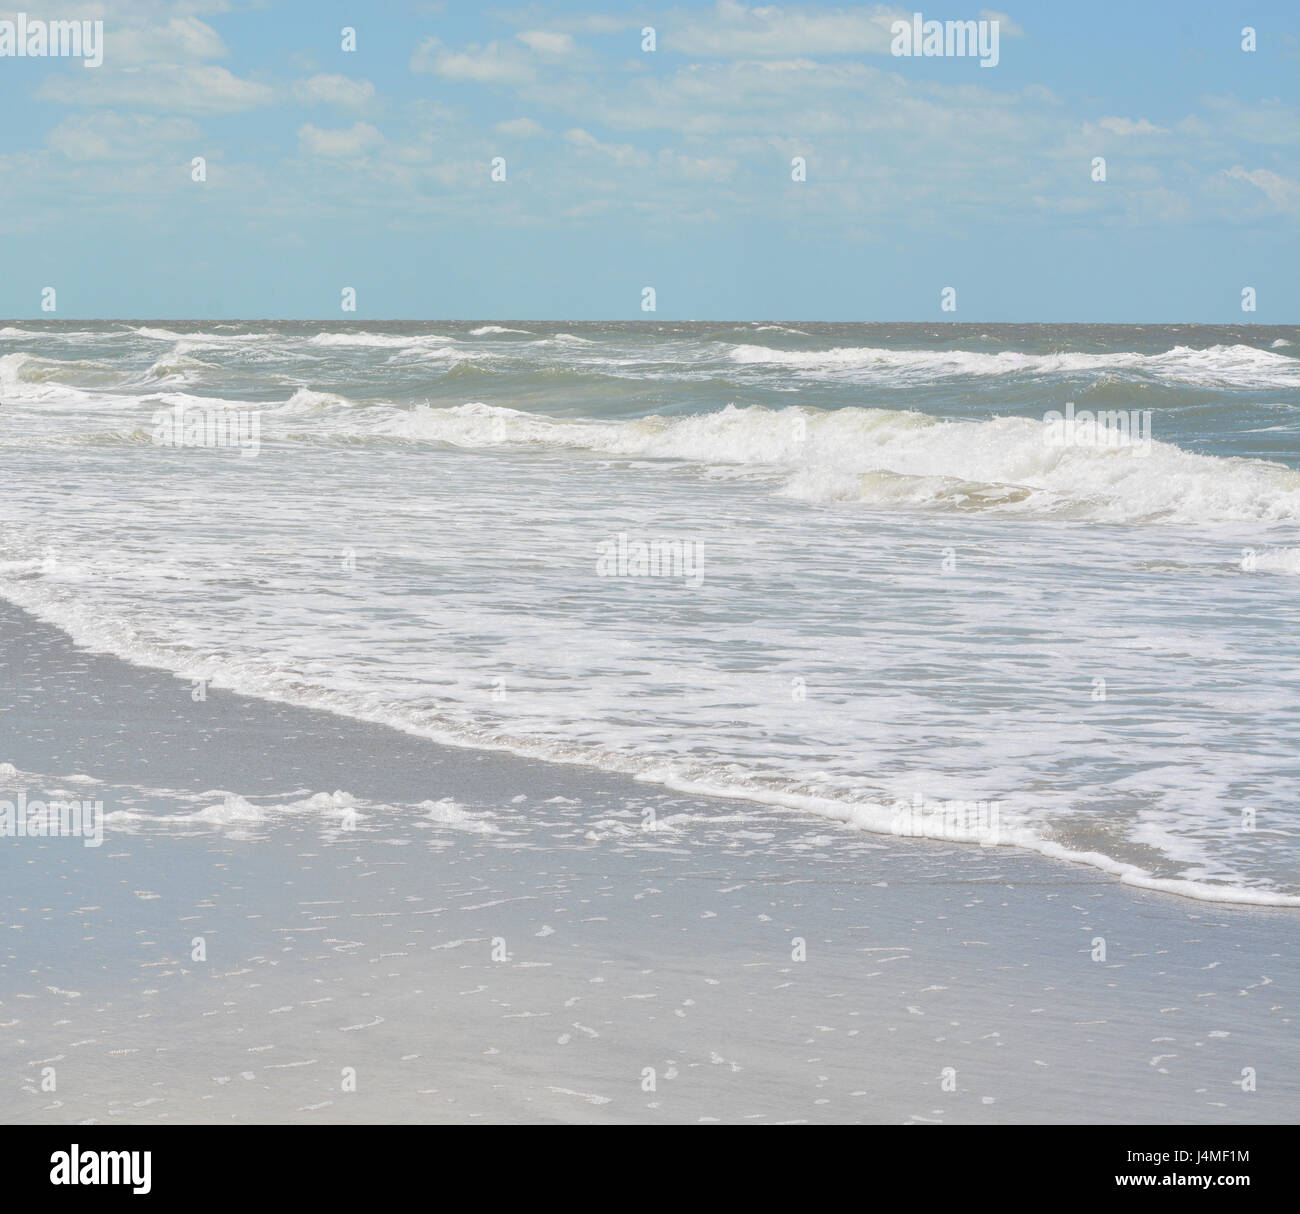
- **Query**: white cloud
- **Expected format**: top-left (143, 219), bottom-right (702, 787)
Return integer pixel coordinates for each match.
top-left (47, 111), bottom-right (200, 160)
top-left (294, 74), bottom-right (377, 111)
top-left (1223, 165), bottom-right (1300, 212)
top-left (658, 148), bottom-right (737, 180)
top-left (516, 30), bottom-right (576, 56)
top-left (567, 15), bottom-right (630, 34)
top-left (564, 127), bottom-right (650, 167)
top-left (980, 10), bottom-right (1025, 38)
top-left (663, 0), bottom-right (904, 57)
top-left (8, 1), bottom-right (1278, 240)
top-left (495, 117), bottom-right (546, 137)
top-left (298, 121), bottom-right (384, 159)
top-left (410, 36), bottom-right (535, 84)
top-left (1199, 95), bottom-right (1300, 145)
top-left (108, 15), bottom-right (228, 64)
top-left (36, 64), bottom-right (275, 113)
top-left (1097, 116), bottom-right (1170, 136)
top-left (524, 56), bottom-right (1035, 144)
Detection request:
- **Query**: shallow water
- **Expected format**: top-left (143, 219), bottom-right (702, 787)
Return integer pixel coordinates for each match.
top-left (2, 320), bottom-right (1299, 904)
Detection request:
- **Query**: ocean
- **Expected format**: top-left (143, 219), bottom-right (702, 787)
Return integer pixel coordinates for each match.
top-left (3, 320), bottom-right (1299, 907)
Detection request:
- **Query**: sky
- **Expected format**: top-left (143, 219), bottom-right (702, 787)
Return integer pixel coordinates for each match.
top-left (0, 0), bottom-right (1296, 320)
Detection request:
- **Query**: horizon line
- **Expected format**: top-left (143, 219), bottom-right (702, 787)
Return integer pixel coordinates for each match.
top-left (3, 318), bottom-right (1296, 327)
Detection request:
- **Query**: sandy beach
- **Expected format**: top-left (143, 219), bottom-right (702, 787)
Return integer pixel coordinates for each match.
top-left (2, 601), bottom-right (1294, 1125)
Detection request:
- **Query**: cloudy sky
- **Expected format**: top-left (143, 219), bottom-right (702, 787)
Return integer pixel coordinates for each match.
top-left (1, 0), bottom-right (1296, 319)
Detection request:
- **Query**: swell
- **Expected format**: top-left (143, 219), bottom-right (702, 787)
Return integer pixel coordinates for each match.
top-left (725, 342), bottom-right (1300, 386)
top-left (0, 583), bottom-right (1293, 907)
top-left (7, 359), bottom-right (1300, 527)
top-left (363, 402), bottom-right (1300, 526)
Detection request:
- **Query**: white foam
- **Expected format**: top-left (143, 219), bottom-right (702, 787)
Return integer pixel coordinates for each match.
top-left (132, 327), bottom-right (275, 345)
top-left (140, 349), bottom-right (219, 384)
top-left (419, 797), bottom-right (498, 833)
top-left (4, 326), bottom-right (1300, 911)
top-left (530, 333), bottom-right (595, 346)
top-left (133, 327), bottom-right (186, 341)
top-left (1248, 546), bottom-right (1300, 574)
top-left (0, 352), bottom-right (105, 404)
top-left (650, 773), bottom-right (1300, 908)
top-left (0, 351), bottom-right (38, 387)
top-left (278, 387), bottom-right (355, 413)
top-left (3, 565), bottom-right (1294, 908)
top-left (380, 402), bottom-right (1300, 525)
top-left (726, 342), bottom-right (1300, 387)
top-left (307, 331), bottom-right (456, 349)
top-left (106, 789), bottom-right (370, 831)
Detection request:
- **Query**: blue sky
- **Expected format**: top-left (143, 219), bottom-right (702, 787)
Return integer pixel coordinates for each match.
top-left (0, 0), bottom-right (1297, 320)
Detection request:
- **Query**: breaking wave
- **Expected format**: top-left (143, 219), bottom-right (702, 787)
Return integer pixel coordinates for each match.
top-left (376, 401), bottom-right (1300, 526)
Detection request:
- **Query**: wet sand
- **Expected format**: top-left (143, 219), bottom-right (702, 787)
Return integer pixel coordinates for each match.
top-left (1, 602), bottom-right (1294, 1124)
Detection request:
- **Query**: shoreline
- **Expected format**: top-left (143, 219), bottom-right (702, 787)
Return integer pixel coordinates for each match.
top-left (2, 577), bottom-right (1293, 910)
top-left (1, 600), bottom-right (1296, 1124)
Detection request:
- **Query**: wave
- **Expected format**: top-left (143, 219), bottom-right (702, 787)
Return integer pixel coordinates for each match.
top-left (3, 351), bottom-right (46, 383)
top-left (307, 331), bottom-right (457, 349)
top-left (469, 325), bottom-right (533, 336)
top-left (0, 351), bottom-right (116, 381)
top-left (376, 401), bottom-right (1300, 526)
top-left (529, 333), bottom-right (596, 346)
top-left (725, 342), bottom-right (1300, 386)
top-left (440, 361), bottom-right (503, 381)
top-left (0, 427), bottom-right (149, 449)
top-left (0, 352), bottom-right (116, 401)
top-left (133, 326), bottom-right (187, 341)
top-left (132, 327), bottom-right (277, 345)
top-left (276, 386), bottom-right (356, 414)
top-left (0, 577), bottom-right (1292, 906)
top-left (139, 350), bottom-right (221, 384)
